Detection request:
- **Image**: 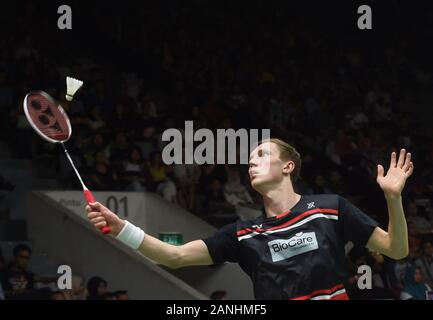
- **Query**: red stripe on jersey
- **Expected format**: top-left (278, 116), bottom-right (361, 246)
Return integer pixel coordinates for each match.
top-left (275, 209), bottom-right (291, 219)
top-left (291, 284), bottom-right (346, 300)
top-left (330, 292), bottom-right (350, 300)
top-left (236, 208), bottom-right (339, 237)
top-left (266, 208), bottom-right (338, 232)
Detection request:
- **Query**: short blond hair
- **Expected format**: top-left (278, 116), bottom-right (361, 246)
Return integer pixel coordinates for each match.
top-left (259, 138), bottom-right (302, 182)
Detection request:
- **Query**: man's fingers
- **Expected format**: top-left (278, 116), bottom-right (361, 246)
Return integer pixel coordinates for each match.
top-left (91, 217), bottom-right (106, 225)
top-left (88, 201), bottom-right (102, 210)
top-left (95, 221), bottom-right (107, 229)
top-left (406, 162), bottom-right (414, 177)
top-left (402, 152), bottom-right (411, 171)
top-left (390, 151), bottom-right (397, 168)
top-left (397, 149), bottom-right (406, 168)
top-left (87, 211), bottom-right (103, 219)
top-left (377, 164), bottom-right (385, 179)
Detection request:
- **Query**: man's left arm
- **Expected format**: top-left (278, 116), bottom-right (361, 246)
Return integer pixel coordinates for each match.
top-left (367, 149), bottom-right (414, 260)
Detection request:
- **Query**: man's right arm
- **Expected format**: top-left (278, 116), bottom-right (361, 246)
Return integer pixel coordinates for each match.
top-left (86, 202), bottom-right (214, 269)
top-left (138, 236), bottom-right (213, 268)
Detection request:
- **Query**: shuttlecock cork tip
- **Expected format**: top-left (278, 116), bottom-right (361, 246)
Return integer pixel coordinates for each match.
top-left (66, 76), bottom-right (84, 101)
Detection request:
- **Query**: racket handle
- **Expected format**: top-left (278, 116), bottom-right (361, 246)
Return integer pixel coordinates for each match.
top-left (83, 189), bottom-right (111, 235)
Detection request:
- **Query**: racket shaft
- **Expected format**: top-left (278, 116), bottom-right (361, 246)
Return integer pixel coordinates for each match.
top-left (61, 144), bottom-right (110, 235)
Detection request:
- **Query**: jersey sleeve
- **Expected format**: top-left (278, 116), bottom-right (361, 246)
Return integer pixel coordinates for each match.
top-left (338, 196), bottom-right (379, 247)
top-left (202, 222), bottom-right (239, 264)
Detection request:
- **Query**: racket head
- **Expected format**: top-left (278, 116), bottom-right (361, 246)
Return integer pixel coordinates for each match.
top-left (23, 91), bottom-right (72, 143)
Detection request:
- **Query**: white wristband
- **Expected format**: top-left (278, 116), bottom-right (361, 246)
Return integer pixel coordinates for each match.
top-left (115, 220), bottom-right (145, 250)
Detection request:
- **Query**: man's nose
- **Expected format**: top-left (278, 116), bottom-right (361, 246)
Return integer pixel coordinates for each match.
top-left (249, 159), bottom-right (257, 168)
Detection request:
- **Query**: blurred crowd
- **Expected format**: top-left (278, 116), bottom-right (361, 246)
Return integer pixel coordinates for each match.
top-left (0, 1), bottom-right (433, 299)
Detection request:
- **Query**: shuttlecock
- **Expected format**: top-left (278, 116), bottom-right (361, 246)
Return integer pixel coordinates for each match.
top-left (66, 76), bottom-right (83, 101)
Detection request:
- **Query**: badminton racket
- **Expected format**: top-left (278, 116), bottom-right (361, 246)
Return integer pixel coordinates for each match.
top-left (23, 90), bottom-right (110, 234)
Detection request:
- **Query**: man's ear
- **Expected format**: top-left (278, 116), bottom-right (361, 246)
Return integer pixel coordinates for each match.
top-left (283, 161), bottom-right (295, 175)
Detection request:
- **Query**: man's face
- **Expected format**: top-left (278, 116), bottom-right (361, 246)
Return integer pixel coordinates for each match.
top-left (15, 249), bottom-right (30, 270)
top-left (248, 142), bottom-right (292, 193)
top-left (414, 268), bottom-right (424, 283)
top-left (424, 242), bottom-right (433, 257)
top-left (97, 283), bottom-right (107, 296)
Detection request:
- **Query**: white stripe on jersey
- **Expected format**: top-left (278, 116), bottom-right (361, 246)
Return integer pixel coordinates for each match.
top-left (238, 213), bottom-right (338, 241)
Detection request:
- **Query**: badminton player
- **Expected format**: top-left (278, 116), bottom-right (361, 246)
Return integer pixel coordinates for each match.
top-left (86, 138), bottom-right (413, 300)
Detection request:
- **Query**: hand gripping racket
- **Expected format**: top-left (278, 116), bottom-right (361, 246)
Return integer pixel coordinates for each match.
top-left (23, 90), bottom-right (110, 234)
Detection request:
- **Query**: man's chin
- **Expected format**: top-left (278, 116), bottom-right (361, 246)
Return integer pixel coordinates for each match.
top-left (251, 177), bottom-right (270, 193)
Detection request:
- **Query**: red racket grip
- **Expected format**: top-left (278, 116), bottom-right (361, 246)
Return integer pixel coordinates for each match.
top-left (83, 189), bottom-right (111, 235)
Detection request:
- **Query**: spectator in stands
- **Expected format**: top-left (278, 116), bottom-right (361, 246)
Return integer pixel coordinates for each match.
top-left (135, 126), bottom-right (157, 162)
top-left (121, 146), bottom-right (149, 191)
top-left (202, 178), bottom-right (237, 227)
top-left (408, 221), bottom-right (423, 259)
top-left (387, 257), bottom-right (411, 299)
top-left (137, 92), bottom-right (159, 120)
top-left (92, 133), bottom-right (107, 155)
top-left (148, 151), bottom-right (169, 187)
top-left (0, 244), bottom-right (53, 300)
top-left (306, 173), bottom-right (332, 195)
top-left (148, 151), bottom-right (176, 201)
top-left (328, 170), bottom-right (346, 196)
top-left (87, 105), bottom-right (107, 132)
top-left (109, 103), bottom-right (133, 134)
top-left (405, 201), bottom-right (433, 237)
top-left (87, 276), bottom-right (108, 300)
top-left (90, 151), bottom-right (118, 191)
top-left (114, 290), bottom-right (129, 300)
top-left (198, 163), bottom-right (228, 195)
top-left (155, 171), bottom-right (177, 205)
top-left (107, 131), bottom-right (130, 172)
top-left (415, 241), bottom-right (433, 288)
top-left (63, 275), bottom-right (87, 300)
top-left (223, 170), bottom-right (261, 221)
top-left (173, 150), bottom-right (200, 211)
top-left (400, 266), bottom-right (432, 300)
top-left (367, 250), bottom-right (394, 299)
top-left (82, 133), bottom-right (107, 168)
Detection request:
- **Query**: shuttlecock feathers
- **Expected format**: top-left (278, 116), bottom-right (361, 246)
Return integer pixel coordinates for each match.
top-left (66, 76), bottom-right (83, 101)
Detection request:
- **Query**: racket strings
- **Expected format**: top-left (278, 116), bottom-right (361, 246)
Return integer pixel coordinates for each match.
top-left (25, 92), bottom-right (71, 142)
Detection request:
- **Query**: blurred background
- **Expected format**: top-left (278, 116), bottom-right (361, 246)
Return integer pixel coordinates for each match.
top-left (0, 0), bottom-right (433, 300)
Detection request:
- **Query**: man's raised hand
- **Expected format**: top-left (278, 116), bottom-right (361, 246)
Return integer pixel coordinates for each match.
top-left (377, 149), bottom-right (414, 199)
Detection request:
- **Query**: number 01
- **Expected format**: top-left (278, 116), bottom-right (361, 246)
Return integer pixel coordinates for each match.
top-left (106, 196), bottom-right (128, 217)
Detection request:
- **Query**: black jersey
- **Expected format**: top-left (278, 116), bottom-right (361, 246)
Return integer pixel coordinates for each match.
top-left (202, 194), bottom-right (379, 300)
